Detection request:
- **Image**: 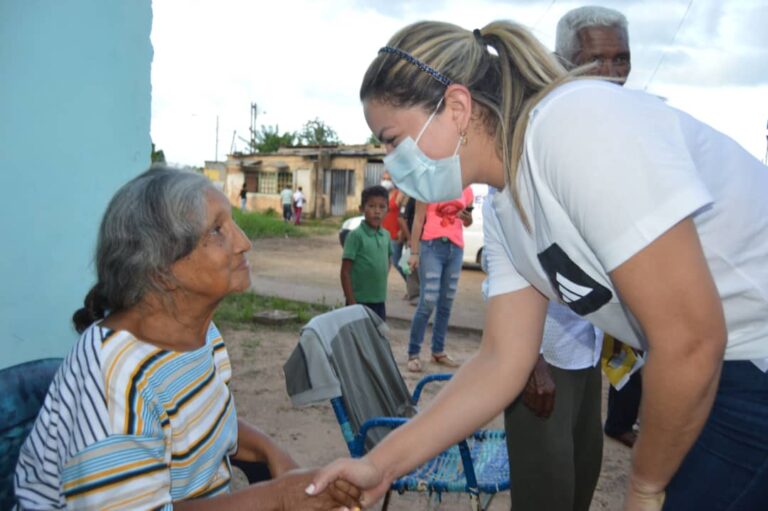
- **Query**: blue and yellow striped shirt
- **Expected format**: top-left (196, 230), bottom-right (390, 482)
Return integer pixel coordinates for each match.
top-left (15, 322), bottom-right (238, 510)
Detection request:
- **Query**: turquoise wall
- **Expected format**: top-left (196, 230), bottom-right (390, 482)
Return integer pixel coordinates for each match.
top-left (0, 1), bottom-right (153, 368)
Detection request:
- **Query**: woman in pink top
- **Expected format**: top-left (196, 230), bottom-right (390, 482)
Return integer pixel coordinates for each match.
top-left (406, 187), bottom-right (473, 371)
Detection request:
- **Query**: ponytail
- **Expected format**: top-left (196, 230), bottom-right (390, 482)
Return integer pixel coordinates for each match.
top-left (72, 285), bottom-right (109, 334)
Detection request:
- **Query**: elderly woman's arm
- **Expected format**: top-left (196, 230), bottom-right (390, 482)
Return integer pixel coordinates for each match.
top-left (233, 418), bottom-right (299, 477)
top-left (610, 217), bottom-right (726, 510)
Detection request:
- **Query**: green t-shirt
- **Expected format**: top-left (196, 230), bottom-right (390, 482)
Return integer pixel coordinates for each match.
top-left (342, 221), bottom-right (392, 303)
top-left (280, 188), bottom-right (293, 205)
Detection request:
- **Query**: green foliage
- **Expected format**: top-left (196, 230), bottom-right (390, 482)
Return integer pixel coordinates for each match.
top-left (255, 124), bottom-right (297, 153)
top-left (299, 118), bottom-right (342, 146)
top-left (232, 208), bottom-right (304, 238)
top-left (214, 292), bottom-right (333, 327)
top-left (366, 132), bottom-right (380, 145)
top-left (263, 207), bottom-right (278, 217)
top-left (151, 142), bottom-right (166, 163)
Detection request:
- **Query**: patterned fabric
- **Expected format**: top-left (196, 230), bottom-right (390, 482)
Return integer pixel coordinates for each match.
top-left (15, 323), bottom-right (238, 510)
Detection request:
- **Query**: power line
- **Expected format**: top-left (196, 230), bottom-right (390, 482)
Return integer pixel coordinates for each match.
top-left (533, 0), bottom-right (557, 31)
top-left (644, 0), bottom-right (695, 90)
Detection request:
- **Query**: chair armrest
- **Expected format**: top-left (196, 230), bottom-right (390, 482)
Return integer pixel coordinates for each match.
top-left (412, 373), bottom-right (452, 404)
top-left (351, 417), bottom-right (408, 457)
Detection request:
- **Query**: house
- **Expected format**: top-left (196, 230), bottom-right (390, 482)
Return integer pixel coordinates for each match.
top-left (222, 144), bottom-right (387, 217)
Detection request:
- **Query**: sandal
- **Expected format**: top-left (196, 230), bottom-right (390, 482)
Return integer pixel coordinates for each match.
top-left (606, 430), bottom-right (637, 448)
top-left (407, 357), bottom-right (423, 372)
top-left (431, 353), bottom-right (460, 368)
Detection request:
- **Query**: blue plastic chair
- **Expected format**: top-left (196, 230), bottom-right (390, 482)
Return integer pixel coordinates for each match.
top-left (285, 305), bottom-right (509, 510)
top-left (331, 377), bottom-right (509, 510)
top-left (0, 358), bottom-right (62, 509)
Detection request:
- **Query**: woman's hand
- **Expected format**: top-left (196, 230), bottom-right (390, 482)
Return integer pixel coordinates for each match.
top-left (278, 468), bottom-right (361, 510)
top-left (458, 208), bottom-right (473, 227)
top-left (308, 457), bottom-right (389, 509)
top-left (408, 249), bottom-right (420, 272)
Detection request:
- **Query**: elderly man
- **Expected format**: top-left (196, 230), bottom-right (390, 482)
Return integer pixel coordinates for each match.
top-left (501, 7), bottom-right (637, 511)
top-left (556, 5), bottom-right (643, 451)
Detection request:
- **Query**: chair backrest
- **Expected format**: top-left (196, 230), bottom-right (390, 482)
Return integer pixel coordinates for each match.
top-left (0, 358), bottom-right (62, 509)
top-left (284, 305), bottom-right (416, 449)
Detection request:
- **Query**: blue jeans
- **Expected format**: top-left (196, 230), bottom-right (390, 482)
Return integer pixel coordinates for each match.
top-left (391, 239), bottom-right (407, 282)
top-left (663, 361), bottom-right (768, 510)
top-left (408, 238), bottom-right (463, 357)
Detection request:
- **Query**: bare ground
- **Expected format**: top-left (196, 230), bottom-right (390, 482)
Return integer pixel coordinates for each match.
top-left (224, 321), bottom-right (631, 510)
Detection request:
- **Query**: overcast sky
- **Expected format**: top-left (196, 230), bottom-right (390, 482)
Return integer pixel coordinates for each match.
top-left (150, 0), bottom-right (768, 166)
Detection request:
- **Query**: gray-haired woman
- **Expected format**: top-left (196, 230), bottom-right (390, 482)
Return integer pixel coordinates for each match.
top-left (14, 167), bottom-right (359, 510)
top-left (310, 20), bottom-right (768, 511)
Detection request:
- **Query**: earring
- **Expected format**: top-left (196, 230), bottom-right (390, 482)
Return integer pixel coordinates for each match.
top-left (460, 131), bottom-right (468, 145)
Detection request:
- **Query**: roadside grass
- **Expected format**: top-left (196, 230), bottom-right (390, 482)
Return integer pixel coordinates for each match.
top-left (233, 208), bottom-right (340, 239)
top-left (214, 291), bottom-right (334, 329)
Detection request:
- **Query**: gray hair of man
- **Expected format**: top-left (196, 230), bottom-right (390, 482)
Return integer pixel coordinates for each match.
top-left (555, 5), bottom-right (628, 66)
top-left (73, 166), bottom-right (215, 333)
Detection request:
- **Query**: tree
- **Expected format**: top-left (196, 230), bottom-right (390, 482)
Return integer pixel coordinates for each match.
top-left (151, 142), bottom-right (166, 163)
top-left (255, 124), bottom-right (297, 153)
top-left (366, 132), bottom-right (380, 145)
top-left (298, 118), bottom-right (342, 146)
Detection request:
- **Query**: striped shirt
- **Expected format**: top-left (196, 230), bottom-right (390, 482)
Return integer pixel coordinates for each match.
top-left (15, 322), bottom-right (238, 510)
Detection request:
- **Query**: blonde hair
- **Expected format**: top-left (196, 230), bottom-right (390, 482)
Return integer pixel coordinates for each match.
top-left (360, 20), bottom-right (571, 228)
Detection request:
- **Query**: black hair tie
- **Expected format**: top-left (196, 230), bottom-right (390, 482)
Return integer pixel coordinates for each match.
top-left (473, 28), bottom-right (484, 44)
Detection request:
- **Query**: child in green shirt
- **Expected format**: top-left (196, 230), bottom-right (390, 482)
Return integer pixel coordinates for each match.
top-left (340, 185), bottom-right (392, 320)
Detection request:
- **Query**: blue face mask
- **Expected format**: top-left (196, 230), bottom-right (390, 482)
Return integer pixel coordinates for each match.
top-left (383, 98), bottom-right (464, 203)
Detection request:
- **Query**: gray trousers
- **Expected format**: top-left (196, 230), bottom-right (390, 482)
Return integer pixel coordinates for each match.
top-left (504, 363), bottom-right (603, 511)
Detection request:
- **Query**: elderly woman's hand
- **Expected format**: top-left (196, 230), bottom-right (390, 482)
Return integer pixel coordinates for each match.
top-left (277, 468), bottom-right (361, 510)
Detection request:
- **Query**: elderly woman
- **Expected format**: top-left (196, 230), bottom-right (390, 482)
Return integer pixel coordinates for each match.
top-left (14, 167), bottom-right (358, 510)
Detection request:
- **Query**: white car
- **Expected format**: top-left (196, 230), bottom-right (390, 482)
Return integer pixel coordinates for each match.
top-left (338, 184), bottom-right (488, 268)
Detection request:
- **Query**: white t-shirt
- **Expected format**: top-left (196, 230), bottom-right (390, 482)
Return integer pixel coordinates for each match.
top-left (483, 80), bottom-right (768, 365)
top-left (483, 191), bottom-right (602, 370)
top-left (293, 190), bottom-right (305, 208)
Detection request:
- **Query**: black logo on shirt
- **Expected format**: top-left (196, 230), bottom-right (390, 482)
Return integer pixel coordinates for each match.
top-left (537, 243), bottom-right (612, 316)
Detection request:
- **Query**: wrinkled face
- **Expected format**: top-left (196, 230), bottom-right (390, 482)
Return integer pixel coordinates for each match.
top-left (574, 26), bottom-right (631, 84)
top-left (170, 188), bottom-right (253, 302)
top-left (361, 195), bottom-right (388, 228)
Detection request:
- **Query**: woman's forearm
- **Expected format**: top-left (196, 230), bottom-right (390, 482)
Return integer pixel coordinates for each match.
top-left (630, 338), bottom-right (723, 492)
top-left (365, 289), bottom-right (546, 483)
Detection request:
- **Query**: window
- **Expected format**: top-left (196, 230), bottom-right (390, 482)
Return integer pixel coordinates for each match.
top-left (256, 172), bottom-right (277, 194)
top-left (244, 173), bottom-right (258, 193)
top-left (277, 171), bottom-right (293, 191)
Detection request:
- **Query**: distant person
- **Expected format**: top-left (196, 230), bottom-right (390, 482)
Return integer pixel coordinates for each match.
top-left (240, 182), bottom-right (248, 211)
top-left (14, 167), bottom-right (361, 510)
top-left (280, 184), bottom-right (293, 222)
top-left (292, 186), bottom-right (305, 225)
top-left (401, 195), bottom-right (420, 303)
top-left (556, 4), bottom-right (641, 449)
top-left (406, 187), bottom-right (473, 372)
top-left (380, 171), bottom-right (407, 283)
top-left (340, 185), bottom-right (392, 321)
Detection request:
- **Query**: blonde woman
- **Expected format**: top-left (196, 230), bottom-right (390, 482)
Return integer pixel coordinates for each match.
top-left (309, 20), bottom-right (768, 511)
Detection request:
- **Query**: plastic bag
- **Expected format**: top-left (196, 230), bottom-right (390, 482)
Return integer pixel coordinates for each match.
top-left (399, 246), bottom-right (412, 276)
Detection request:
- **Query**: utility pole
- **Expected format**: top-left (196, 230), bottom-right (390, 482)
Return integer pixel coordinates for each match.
top-left (215, 115), bottom-right (219, 162)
